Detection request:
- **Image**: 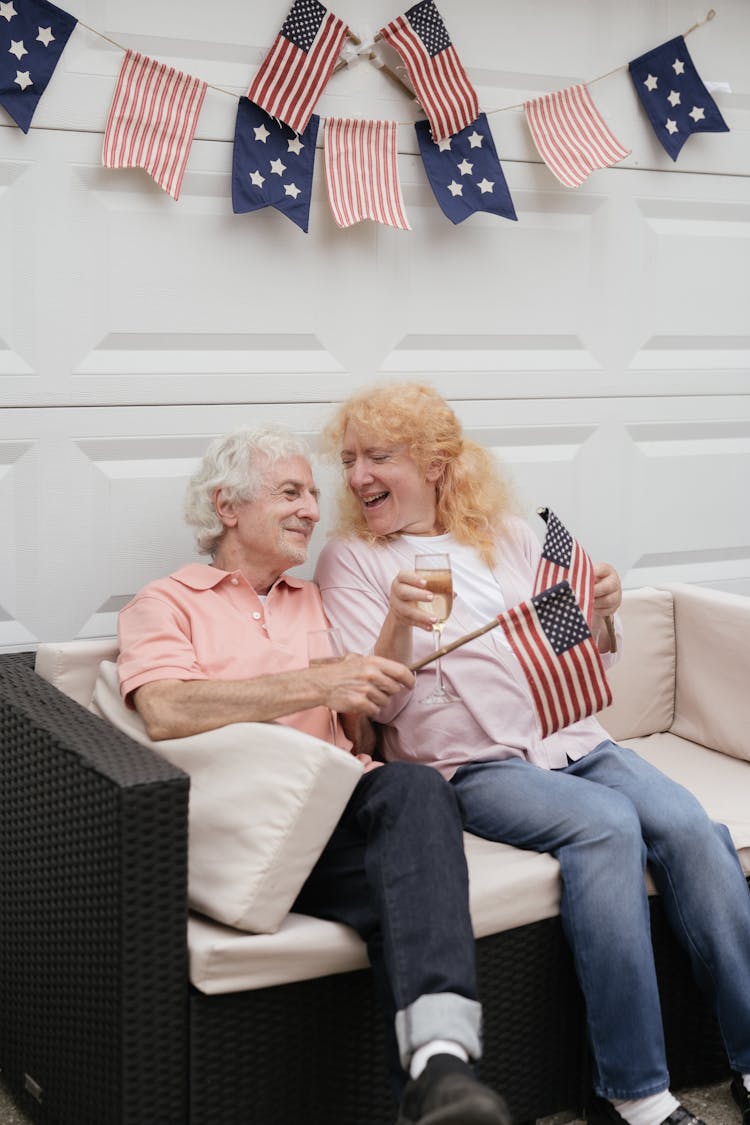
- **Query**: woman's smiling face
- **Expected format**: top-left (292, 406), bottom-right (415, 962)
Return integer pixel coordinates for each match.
top-left (340, 422), bottom-right (441, 537)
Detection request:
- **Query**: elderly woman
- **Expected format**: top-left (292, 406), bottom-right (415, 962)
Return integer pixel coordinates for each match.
top-left (315, 382), bottom-right (750, 1125)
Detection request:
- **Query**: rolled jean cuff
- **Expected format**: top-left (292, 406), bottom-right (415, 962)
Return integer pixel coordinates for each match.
top-left (395, 992), bottom-right (483, 1070)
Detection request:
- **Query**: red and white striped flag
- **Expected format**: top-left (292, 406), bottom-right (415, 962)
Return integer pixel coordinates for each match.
top-left (102, 51), bottom-right (206, 201)
top-left (524, 83), bottom-right (629, 188)
top-left (378, 0), bottom-right (479, 143)
top-left (534, 508), bottom-right (595, 626)
top-left (324, 118), bottom-right (411, 230)
top-left (498, 581), bottom-right (612, 739)
top-left (248, 0), bottom-right (349, 136)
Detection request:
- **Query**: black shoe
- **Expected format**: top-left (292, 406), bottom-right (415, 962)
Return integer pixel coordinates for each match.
top-left (731, 1073), bottom-right (750, 1124)
top-left (396, 1054), bottom-right (511, 1125)
top-left (588, 1096), bottom-right (707, 1125)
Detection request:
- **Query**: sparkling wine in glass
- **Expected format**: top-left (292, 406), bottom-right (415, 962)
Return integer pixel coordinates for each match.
top-left (414, 553), bottom-right (458, 704)
top-left (307, 627), bottom-right (346, 741)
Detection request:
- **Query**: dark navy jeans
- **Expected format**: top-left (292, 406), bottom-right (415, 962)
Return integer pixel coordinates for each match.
top-left (293, 760), bottom-right (482, 1076)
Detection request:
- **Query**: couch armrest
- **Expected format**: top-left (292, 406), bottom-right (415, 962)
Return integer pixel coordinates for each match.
top-left (668, 583), bottom-right (750, 763)
top-left (0, 653), bottom-right (190, 1125)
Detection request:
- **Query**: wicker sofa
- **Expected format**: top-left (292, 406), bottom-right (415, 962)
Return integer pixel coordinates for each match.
top-left (1, 582), bottom-right (749, 1125)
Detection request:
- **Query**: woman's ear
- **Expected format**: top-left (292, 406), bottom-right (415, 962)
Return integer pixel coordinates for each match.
top-left (213, 488), bottom-right (238, 528)
top-left (425, 460), bottom-right (443, 484)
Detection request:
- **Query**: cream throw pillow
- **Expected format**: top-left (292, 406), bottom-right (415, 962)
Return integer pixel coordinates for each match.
top-left (90, 661), bottom-right (363, 934)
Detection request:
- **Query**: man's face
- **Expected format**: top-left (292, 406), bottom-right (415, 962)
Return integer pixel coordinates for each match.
top-left (223, 455), bottom-right (321, 572)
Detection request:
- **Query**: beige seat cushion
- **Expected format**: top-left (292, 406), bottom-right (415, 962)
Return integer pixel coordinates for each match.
top-left (89, 660), bottom-right (363, 934)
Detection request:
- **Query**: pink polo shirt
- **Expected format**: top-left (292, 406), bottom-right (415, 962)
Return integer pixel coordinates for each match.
top-left (117, 563), bottom-right (353, 749)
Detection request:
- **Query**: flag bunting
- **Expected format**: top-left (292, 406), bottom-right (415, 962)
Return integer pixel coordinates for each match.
top-left (232, 97), bottom-right (318, 232)
top-left (102, 50), bottom-right (207, 201)
top-left (415, 111), bottom-right (516, 224)
top-left (524, 83), bottom-right (630, 188)
top-left (324, 117), bottom-right (410, 230)
top-left (498, 580), bottom-right (612, 739)
top-left (378, 0), bottom-right (479, 143)
top-left (0, 0), bottom-right (76, 134)
top-left (248, 0), bottom-right (349, 136)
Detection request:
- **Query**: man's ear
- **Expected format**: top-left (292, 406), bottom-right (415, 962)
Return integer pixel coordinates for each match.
top-left (213, 488), bottom-right (238, 528)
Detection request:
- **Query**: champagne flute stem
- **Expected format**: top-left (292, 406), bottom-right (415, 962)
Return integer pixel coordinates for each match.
top-left (329, 711), bottom-right (337, 744)
top-left (433, 630), bottom-right (445, 695)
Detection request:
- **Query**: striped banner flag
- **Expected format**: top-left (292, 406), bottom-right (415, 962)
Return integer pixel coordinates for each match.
top-left (498, 581), bottom-right (612, 740)
top-left (324, 118), bottom-right (410, 230)
top-left (534, 508), bottom-right (595, 626)
top-left (102, 51), bottom-right (206, 201)
top-left (378, 0), bottom-right (479, 143)
top-left (248, 0), bottom-right (349, 136)
top-left (524, 83), bottom-right (629, 188)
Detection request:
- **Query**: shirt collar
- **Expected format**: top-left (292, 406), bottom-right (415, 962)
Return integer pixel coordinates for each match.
top-left (170, 563), bottom-right (305, 592)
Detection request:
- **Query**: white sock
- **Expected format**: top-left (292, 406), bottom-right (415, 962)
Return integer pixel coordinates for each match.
top-left (409, 1039), bottom-right (469, 1079)
top-left (742, 1073), bottom-right (750, 1093)
top-left (613, 1090), bottom-right (680, 1125)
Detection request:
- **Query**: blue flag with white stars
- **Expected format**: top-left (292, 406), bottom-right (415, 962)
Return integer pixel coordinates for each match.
top-left (628, 35), bottom-right (729, 161)
top-left (232, 98), bottom-right (318, 233)
top-left (415, 112), bottom-right (517, 225)
top-left (0, 0), bottom-right (76, 133)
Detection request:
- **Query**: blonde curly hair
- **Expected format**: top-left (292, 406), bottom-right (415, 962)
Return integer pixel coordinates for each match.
top-left (322, 382), bottom-right (517, 566)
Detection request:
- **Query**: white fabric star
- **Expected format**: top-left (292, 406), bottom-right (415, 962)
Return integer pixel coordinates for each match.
top-left (9, 39), bottom-right (26, 59)
top-left (644, 74), bottom-right (658, 92)
top-left (249, 170), bottom-right (265, 187)
top-left (284, 182), bottom-right (301, 199)
top-left (457, 158), bottom-right (473, 176)
top-left (477, 178), bottom-right (494, 194)
top-left (270, 158), bottom-right (286, 176)
top-left (447, 181), bottom-right (463, 197)
top-left (0, 2), bottom-right (17, 21)
top-left (467, 131), bottom-right (483, 149)
top-left (436, 138), bottom-right (451, 152)
top-left (665, 118), bottom-right (678, 135)
top-left (672, 58), bottom-right (685, 76)
top-left (667, 90), bottom-right (680, 107)
top-left (287, 136), bottom-right (304, 155)
top-left (36, 25), bottom-right (54, 46)
top-left (14, 70), bottom-right (32, 90)
top-left (253, 123), bottom-right (270, 143)
top-left (689, 105), bottom-right (705, 122)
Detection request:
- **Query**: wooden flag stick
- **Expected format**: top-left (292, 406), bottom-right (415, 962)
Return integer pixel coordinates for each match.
top-left (409, 619), bottom-right (500, 672)
top-left (604, 615), bottom-right (617, 653)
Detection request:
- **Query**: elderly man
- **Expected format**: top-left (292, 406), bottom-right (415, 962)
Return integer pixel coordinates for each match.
top-left (116, 424), bottom-right (509, 1125)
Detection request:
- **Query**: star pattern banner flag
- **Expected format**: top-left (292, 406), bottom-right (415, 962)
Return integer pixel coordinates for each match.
top-left (102, 50), bottom-right (206, 201)
top-left (534, 508), bottom-right (595, 626)
top-left (0, 0), bottom-right (76, 133)
top-left (248, 0), bottom-right (348, 137)
top-left (378, 0), bottom-right (479, 143)
top-left (498, 580), bottom-right (612, 740)
top-left (232, 98), bottom-right (318, 232)
top-left (415, 111), bottom-right (516, 224)
top-left (524, 83), bottom-right (630, 188)
top-left (324, 117), bottom-right (410, 230)
top-left (628, 35), bottom-right (729, 161)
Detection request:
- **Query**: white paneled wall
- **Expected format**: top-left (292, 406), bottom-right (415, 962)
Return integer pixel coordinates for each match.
top-left (0, 0), bottom-right (748, 650)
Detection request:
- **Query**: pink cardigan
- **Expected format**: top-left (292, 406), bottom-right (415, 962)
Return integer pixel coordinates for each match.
top-left (315, 517), bottom-right (622, 779)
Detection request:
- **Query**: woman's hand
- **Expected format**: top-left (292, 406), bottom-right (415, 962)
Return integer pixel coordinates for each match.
top-left (387, 569), bottom-right (438, 632)
top-left (593, 562), bottom-right (622, 618)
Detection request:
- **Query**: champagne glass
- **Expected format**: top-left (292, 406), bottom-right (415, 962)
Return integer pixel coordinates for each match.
top-left (307, 627), bottom-right (346, 742)
top-left (414, 553), bottom-right (458, 704)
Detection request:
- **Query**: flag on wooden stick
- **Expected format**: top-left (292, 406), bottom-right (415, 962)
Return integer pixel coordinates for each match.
top-left (524, 83), bottom-right (629, 188)
top-left (534, 508), bottom-right (595, 626)
top-left (248, 0), bottom-right (349, 136)
top-left (324, 117), bottom-right (410, 229)
top-left (498, 581), bottom-right (612, 739)
top-left (378, 0), bottom-right (479, 143)
top-left (102, 50), bottom-right (206, 200)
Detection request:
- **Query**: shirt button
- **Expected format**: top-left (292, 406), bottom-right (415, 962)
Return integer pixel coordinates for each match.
top-left (230, 577), bottom-right (239, 585)
top-left (252, 611), bottom-right (262, 620)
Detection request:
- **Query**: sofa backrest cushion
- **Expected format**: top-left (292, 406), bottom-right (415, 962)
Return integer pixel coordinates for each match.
top-left (598, 586), bottom-right (676, 742)
top-left (35, 638), bottom-right (119, 707)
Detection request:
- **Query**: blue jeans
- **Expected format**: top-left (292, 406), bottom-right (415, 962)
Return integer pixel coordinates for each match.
top-left (452, 741), bottom-right (750, 1100)
top-left (293, 761), bottom-right (482, 1076)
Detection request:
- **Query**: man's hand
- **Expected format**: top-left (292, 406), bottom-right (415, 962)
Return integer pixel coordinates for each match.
top-left (310, 653), bottom-right (414, 717)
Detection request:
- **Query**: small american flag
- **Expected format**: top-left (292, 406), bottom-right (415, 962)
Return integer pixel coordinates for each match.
top-left (534, 508), bottom-right (595, 626)
top-left (0, 0), bottom-right (77, 133)
top-left (524, 83), bottom-right (629, 188)
top-left (102, 50), bottom-right (206, 201)
top-left (378, 0), bottom-right (479, 143)
top-left (324, 118), bottom-right (410, 230)
top-left (248, 0), bottom-right (348, 136)
top-left (498, 581), bottom-right (612, 739)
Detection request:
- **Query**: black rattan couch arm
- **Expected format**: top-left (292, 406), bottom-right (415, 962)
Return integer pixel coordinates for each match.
top-left (0, 652), bottom-right (190, 1125)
